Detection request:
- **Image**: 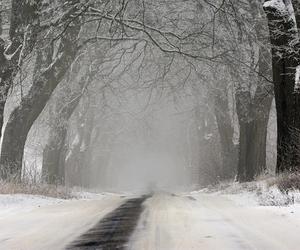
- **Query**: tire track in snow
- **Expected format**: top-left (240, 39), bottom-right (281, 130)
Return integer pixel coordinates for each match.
top-left (66, 195), bottom-right (150, 250)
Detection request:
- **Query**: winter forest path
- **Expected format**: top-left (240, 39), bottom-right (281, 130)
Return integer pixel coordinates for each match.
top-left (1, 193), bottom-right (300, 249)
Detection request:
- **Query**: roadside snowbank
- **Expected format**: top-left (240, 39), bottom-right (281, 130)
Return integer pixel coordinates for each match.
top-left (0, 194), bottom-right (65, 219)
top-left (190, 179), bottom-right (300, 207)
top-left (0, 190), bottom-right (119, 219)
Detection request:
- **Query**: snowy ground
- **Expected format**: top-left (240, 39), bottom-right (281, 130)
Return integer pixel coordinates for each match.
top-left (1, 183), bottom-right (300, 249)
top-left (0, 194), bottom-right (65, 219)
top-left (0, 192), bottom-right (123, 250)
top-left (128, 186), bottom-right (300, 250)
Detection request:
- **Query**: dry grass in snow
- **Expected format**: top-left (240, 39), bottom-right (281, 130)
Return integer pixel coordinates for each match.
top-left (0, 181), bottom-right (73, 199)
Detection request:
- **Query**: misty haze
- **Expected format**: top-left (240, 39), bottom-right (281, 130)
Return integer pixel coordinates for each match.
top-left (1, 0), bottom-right (300, 249)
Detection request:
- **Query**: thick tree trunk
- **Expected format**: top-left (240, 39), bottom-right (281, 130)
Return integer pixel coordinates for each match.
top-left (0, 1), bottom-right (40, 140)
top-left (0, 61), bottom-right (12, 139)
top-left (264, 2), bottom-right (300, 173)
top-left (236, 6), bottom-right (273, 181)
top-left (42, 128), bottom-right (67, 184)
top-left (273, 55), bottom-right (300, 173)
top-left (42, 63), bottom-right (98, 184)
top-left (0, 17), bottom-right (81, 181)
top-left (236, 77), bottom-right (272, 182)
top-left (65, 104), bottom-right (95, 188)
top-left (214, 88), bottom-right (237, 179)
top-left (42, 94), bottom-right (82, 184)
top-left (224, 0), bottom-right (272, 182)
top-left (44, 41), bottom-right (108, 186)
top-left (237, 121), bottom-right (252, 182)
top-left (235, 89), bottom-right (253, 182)
top-left (250, 115), bottom-right (270, 175)
top-left (237, 111), bottom-right (271, 182)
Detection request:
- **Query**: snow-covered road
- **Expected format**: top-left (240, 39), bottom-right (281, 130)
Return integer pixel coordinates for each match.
top-left (1, 192), bottom-right (300, 249)
top-left (129, 192), bottom-right (300, 250)
top-left (0, 194), bottom-right (123, 250)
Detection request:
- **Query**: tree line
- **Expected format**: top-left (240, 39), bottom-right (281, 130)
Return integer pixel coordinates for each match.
top-left (0, 0), bottom-right (299, 187)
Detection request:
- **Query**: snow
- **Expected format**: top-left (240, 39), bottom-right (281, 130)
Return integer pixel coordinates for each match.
top-left (190, 180), bottom-right (300, 207)
top-left (0, 191), bottom-right (122, 218)
top-left (129, 191), bottom-right (300, 250)
top-left (263, 0), bottom-right (297, 24)
top-left (0, 193), bottom-right (122, 250)
top-left (295, 65), bottom-right (300, 93)
top-left (263, 0), bottom-right (287, 13)
top-left (0, 194), bottom-right (65, 219)
top-left (0, 190), bottom-right (122, 219)
top-left (71, 189), bottom-right (122, 199)
top-left (2, 185), bottom-right (300, 249)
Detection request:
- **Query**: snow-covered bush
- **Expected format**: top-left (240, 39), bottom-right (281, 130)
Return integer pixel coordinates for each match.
top-left (257, 186), bottom-right (294, 206)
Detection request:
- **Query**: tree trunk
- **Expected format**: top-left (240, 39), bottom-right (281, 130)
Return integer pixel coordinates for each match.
top-left (237, 111), bottom-right (271, 182)
top-left (236, 71), bottom-right (273, 182)
top-left (44, 41), bottom-right (108, 186)
top-left (273, 55), bottom-right (300, 173)
top-left (65, 104), bottom-right (95, 188)
top-left (235, 87), bottom-right (253, 182)
top-left (264, 2), bottom-right (300, 173)
top-left (214, 86), bottom-right (237, 179)
top-left (235, 3), bottom-right (273, 181)
top-left (42, 92), bottom-right (83, 184)
top-left (0, 1), bottom-right (40, 140)
top-left (219, 0), bottom-right (272, 182)
top-left (42, 128), bottom-right (68, 184)
top-left (42, 59), bottom-right (99, 184)
top-left (0, 16), bottom-right (81, 181)
top-left (251, 114), bottom-right (270, 175)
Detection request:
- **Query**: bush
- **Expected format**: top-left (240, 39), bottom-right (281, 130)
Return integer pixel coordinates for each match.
top-left (268, 173), bottom-right (300, 193)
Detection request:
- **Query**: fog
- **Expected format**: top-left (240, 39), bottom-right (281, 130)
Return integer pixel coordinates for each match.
top-left (1, 0), bottom-right (280, 193)
top-left (20, 68), bottom-right (204, 192)
top-left (82, 85), bottom-right (199, 192)
top-left (103, 100), bottom-right (191, 192)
